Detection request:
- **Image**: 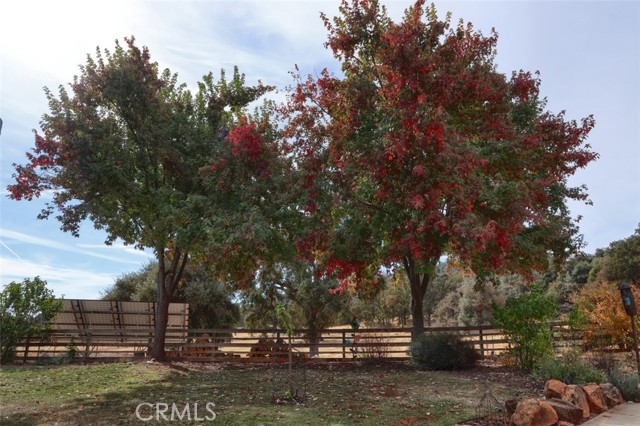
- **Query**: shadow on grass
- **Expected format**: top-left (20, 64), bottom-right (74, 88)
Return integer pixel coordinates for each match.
top-left (0, 361), bottom-right (488, 425)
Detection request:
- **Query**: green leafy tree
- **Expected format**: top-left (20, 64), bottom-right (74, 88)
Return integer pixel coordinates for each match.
top-left (102, 261), bottom-right (240, 329)
top-left (284, 0), bottom-right (597, 340)
top-left (7, 38), bottom-right (278, 359)
top-left (493, 283), bottom-right (559, 371)
top-left (601, 226), bottom-right (640, 284)
top-left (242, 262), bottom-right (345, 355)
top-left (101, 261), bottom-right (157, 302)
top-left (382, 271), bottom-right (412, 326)
top-left (0, 277), bottom-right (62, 363)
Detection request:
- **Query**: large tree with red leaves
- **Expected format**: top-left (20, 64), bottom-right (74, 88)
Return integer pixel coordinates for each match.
top-left (7, 38), bottom-right (287, 358)
top-left (284, 0), bottom-right (597, 339)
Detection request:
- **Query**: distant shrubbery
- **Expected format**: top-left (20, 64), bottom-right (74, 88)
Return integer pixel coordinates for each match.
top-left (534, 350), bottom-right (606, 384)
top-left (410, 332), bottom-right (480, 370)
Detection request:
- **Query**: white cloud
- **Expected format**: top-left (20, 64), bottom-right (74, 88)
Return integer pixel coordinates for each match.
top-left (0, 256), bottom-right (115, 299)
top-left (0, 228), bottom-right (144, 265)
top-left (77, 243), bottom-right (154, 258)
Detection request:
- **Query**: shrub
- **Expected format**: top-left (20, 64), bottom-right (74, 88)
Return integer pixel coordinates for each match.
top-left (534, 350), bottom-right (606, 384)
top-left (359, 334), bottom-right (390, 360)
top-left (493, 283), bottom-right (558, 371)
top-left (411, 332), bottom-right (480, 370)
top-left (0, 277), bottom-right (62, 363)
top-left (570, 280), bottom-right (640, 350)
top-left (607, 368), bottom-right (640, 402)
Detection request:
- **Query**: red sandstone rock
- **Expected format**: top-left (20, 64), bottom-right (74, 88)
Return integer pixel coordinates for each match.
top-left (511, 398), bottom-right (558, 426)
top-left (545, 379), bottom-right (567, 399)
top-left (583, 383), bottom-right (608, 414)
top-left (562, 384), bottom-right (590, 419)
top-left (546, 397), bottom-right (584, 424)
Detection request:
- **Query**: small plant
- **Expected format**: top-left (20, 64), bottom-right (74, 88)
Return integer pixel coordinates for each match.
top-left (359, 333), bottom-right (390, 360)
top-left (411, 332), bottom-right (480, 370)
top-left (607, 368), bottom-right (640, 402)
top-left (533, 350), bottom-right (606, 384)
top-left (65, 336), bottom-right (79, 362)
top-left (493, 283), bottom-right (558, 371)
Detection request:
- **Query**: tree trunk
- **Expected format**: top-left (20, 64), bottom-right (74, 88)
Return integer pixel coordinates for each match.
top-left (307, 327), bottom-right (320, 357)
top-left (151, 281), bottom-right (170, 360)
top-left (150, 247), bottom-right (188, 360)
top-left (410, 280), bottom-right (426, 341)
top-left (403, 255), bottom-right (437, 342)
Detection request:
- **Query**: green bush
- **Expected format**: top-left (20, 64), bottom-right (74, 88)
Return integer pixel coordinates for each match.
top-left (0, 277), bottom-right (62, 363)
top-left (607, 368), bottom-right (640, 402)
top-left (534, 350), bottom-right (606, 384)
top-left (493, 283), bottom-right (558, 371)
top-left (411, 332), bottom-right (480, 370)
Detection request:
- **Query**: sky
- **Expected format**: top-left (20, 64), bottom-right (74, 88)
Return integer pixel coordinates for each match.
top-left (0, 0), bottom-right (638, 299)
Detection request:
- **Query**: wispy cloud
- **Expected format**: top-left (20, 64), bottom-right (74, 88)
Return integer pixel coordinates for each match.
top-left (0, 228), bottom-right (144, 265)
top-left (77, 243), bottom-right (153, 258)
top-left (0, 239), bottom-right (24, 262)
top-left (0, 256), bottom-right (116, 299)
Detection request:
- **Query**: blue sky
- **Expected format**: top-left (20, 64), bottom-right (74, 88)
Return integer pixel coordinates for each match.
top-left (1, 0), bottom-right (639, 299)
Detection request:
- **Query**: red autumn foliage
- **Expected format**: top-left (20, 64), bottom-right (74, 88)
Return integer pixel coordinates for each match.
top-left (283, 0), bottom-right (597, 336)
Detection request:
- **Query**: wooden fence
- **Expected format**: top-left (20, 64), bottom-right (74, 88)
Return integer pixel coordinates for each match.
top-left (12, 324), bottom-right (583, 363)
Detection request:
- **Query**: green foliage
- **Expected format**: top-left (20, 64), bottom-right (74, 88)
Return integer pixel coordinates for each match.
top-left (0, 277), bottom-right (62, 363)
top-left (65, 336), bottom-right (79, 362)
top-left (275, 304), bottom-right (294, 337)
top-left (601, 226), bottom-right (640, 284)
top-left (101, 261), bottom-right (157, 302)
top-left (242, 263), bottom-right (345, 337)
top-left (607, 368), bottom-right (640, 401)
top-left (381, 271), bottom-right (411, 326)
top-left (101, 261), bottom-right (240, 329)
top-left (8, 36), bottom-right (283, 359)
top-left (533, 350), bottom-right (606, 384)
top-left (493, 283), bottom-right (558, 371)
top-left (410, 332), bottom-right (480, 370)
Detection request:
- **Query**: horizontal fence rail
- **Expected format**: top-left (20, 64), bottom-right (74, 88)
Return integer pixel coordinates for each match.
top-left (13, 324), bottom-right (584, 363)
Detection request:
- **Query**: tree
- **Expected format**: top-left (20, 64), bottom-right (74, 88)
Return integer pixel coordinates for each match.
top-left (601, 226), bottom-right (640, 284)
top-left (284, 0), bottom-right (597, 339)
top-left (381, 271), bottom-right (411, 326)
top-left (7, 38), bottom-right (277, 359)
top-left (102, 261), bottom-right (240, 329)
top-left (0, 277), bottom-right (62, 363)
top-left (101, 261), bottom-right (157, 302)
top-left (241, 262), bottom-right (346, 355)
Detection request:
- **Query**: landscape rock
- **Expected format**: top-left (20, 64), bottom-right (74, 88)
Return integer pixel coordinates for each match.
top-left (557, 422), bottom-right (575, 426)
top-left (601, 383), bottom-right (624, 407)
top-left (546, 398), bottom-right (584, 424)
top-left (562, 384), bottom-right (590, 419)
top-left (545, 379), bottom-right (567, 399)
top-left (583, 383), bottom-right (608, 414)
top-left (511, 398), bottom-right (558, 426)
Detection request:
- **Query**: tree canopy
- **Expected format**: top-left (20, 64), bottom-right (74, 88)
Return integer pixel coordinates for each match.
top-left (8, 37), bottom-right (284, 358)
top-left (284, 0), bottom-right (597, 338)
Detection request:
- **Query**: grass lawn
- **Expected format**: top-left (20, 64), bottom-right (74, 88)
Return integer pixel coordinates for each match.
top-left (0, 360), bottom-right (534, 425)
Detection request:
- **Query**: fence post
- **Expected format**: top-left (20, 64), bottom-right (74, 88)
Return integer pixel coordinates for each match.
top-left (22, 335), bottom-right (31, 364)
top-left (211, 331), bottom-right (216, 361)
top-left (342, 331), bottom-right (346, 359)
top-left (479, 328), bottom-right (484, 358)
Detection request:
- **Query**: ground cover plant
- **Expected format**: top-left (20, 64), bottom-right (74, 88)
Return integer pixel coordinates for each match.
top-left (0, 360), bottom-right (542, 425)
